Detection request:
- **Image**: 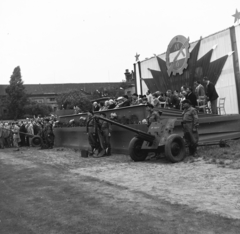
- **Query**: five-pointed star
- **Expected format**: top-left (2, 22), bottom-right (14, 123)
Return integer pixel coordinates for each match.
top-left (135, 53), bottom-right (140, 62)
top-left (232, 9), bottom-right (240, 23)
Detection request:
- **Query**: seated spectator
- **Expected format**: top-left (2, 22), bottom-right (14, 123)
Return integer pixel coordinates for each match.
top-left (186, 87), bottom-right (198, 107)
top-left (138, 95), bottom-right (143, 104)
top-left (155, 91), bottom-right (161, 97)
top-left (99, 102), bottom-right (105, 111)
top-left (117, 95), bottom-right (130, 108)
top-left (93, 102), bottom-right (100, 112)
top-left (165, 90), bottom-right (179, 108)
top-left (141, 96), bottom-right (148, 105)
top-left (152, 93), bottom-right (161, 108)
top-left (158, 92), bottom-right (166, 102)
top-left (115, 97), bottom-right (124, 108)
top-left (131, 93), bottom-right (139, 106)
top-left (104, 100), bottom-right (110, 110)
top-left (108, 99), bottom-right (116, 109)
top-left (181, 85), bottom-right (187, 92)
top-left (173, 90), bottom-right (179, 97)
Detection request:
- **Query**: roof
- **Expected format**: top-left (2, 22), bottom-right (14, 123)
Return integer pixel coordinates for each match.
top-left (0, 82), bottom-right (122, 96)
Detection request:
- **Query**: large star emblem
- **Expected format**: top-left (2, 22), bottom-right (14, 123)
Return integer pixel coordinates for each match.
top-left (232, 9), bottom-right (240, 23)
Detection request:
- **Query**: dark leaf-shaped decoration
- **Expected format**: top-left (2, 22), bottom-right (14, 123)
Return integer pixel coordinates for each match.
top-left (142, 40), bottom-right (228, 93)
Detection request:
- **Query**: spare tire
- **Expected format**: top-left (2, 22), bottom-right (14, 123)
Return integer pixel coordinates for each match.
top-left (165, 134), bottom-right (186, 163)
top-left (128, 137), bottom-right (148, 162)
top-left (31, 136), bottom-right (42, 147)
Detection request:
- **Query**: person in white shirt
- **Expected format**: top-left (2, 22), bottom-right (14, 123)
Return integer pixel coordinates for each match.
top-left (146, 90), bottom-right (153, 105)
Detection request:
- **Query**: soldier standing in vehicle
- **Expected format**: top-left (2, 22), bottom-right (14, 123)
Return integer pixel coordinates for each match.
top-left (145, 103), bottom-right (162, 127)
top-left (181, 99), bottom-right (199, 157)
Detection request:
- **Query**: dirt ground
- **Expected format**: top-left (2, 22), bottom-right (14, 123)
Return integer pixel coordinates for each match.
top-left (0, 144), bottom-right (240, 234)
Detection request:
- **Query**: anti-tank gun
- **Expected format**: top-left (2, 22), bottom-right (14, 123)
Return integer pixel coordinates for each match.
top-left (0, 127), bottom-right (42, 147)
top-left (93, 116), bottom-right (186, 163)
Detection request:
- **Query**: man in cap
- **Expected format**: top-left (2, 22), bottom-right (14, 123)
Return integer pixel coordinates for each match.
top-left (181, 99), bottom-right (199, 157)
top-left (130, 93), bottom-right (139, 106)
top-left (108, 99), bottom-right (116, 109)
top-left (41, 118), bottom-right (54, 149)
top-left (117, 95), bottom-right (130, 108)
top-left (86, 111), bottom-right (99, 155)
top-left (145, 103), bottom-right (162, 127)
top-left (19, 121), bottom-right (27, 147)
top-left (98, 112), bottom-right (112, 156)
top-left (93, 102), bottom-right (100, 112)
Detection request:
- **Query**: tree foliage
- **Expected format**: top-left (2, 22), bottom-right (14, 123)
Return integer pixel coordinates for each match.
top-left (56, 90), bottom-right (92, 112)
top-left (23, 101), bottom-right (53, 118)
top-left (5, 66), bottom-right (28, 119)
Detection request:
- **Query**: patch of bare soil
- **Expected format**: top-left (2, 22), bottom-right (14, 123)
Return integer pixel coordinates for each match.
top-left (0, 144), bottom-right (240, 233)
top-left (197, 139), bottom-right (240, 169)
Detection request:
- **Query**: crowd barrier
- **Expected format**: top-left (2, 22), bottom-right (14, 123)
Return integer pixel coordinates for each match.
top-left (54, 113), bottom-right (240, 154)
top-left (54, 124), bottom-right (148, 154)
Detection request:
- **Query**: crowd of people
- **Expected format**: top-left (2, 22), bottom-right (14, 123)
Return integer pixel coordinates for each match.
top-left (87, 76), bottom-right (219, 158)
top-left (0, 116), bottom-right (56, 150)
top-left (92, 77), bottom-right (218, 114)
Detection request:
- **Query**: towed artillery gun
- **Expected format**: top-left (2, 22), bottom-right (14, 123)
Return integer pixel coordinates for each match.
top-left (94, 116), bottom-right (186, 163)
top-left (0, 127), bottom-right (42, 147)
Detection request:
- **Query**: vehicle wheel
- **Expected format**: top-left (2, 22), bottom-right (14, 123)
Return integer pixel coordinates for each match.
top-left (31, 136), bottom-right (42, 147)
top-left (165, 134), bottom-right (186, 163)
top-left (128, 137), bottom-right (148, 162)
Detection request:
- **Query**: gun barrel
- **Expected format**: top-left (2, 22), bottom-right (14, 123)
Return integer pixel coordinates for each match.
top-left (0, 127), bottom-right (35, 137)
top-left (95, 116), bottom-right (155, 142)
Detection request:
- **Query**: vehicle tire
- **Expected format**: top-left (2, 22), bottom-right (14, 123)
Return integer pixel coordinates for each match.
top-left (165, 134), bottom-right (186, 163)
top-left (128, 137), bottom-right (148, 162)
top-left (31, 136), bottom-right (42, 147)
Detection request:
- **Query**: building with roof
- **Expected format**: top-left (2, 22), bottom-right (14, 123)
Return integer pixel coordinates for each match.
top-left (0, 80), bottom-right (136, 118)
top-left (0, 82), bottom-right (121, 118)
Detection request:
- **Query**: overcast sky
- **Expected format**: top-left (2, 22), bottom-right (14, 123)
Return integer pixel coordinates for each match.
top-left (0, 0), bottom-right (239, 84)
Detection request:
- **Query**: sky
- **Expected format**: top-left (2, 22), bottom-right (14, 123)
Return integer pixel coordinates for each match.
top-left (0, 0), bottom-right (239, 84)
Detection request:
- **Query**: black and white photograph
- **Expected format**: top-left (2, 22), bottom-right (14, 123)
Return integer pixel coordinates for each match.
top-left (0, 0), bottom-right (240, 233)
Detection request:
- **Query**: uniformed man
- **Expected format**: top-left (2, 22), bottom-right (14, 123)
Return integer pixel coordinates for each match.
top-left (12, 122), bottom-right (20, 151)
top-left (86, 111), bottom-right (99, 155)
top-left (99, 112), bottom-right (112, 156)
top-left (145, 102), bottom-right (162, 127)
top-left (181, 99), bottom-right (199, 156)
top-left (41, 118), bottom-right (54, 149)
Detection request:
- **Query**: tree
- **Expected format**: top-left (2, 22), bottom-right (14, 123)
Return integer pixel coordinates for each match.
top-left (56, 90), bottom-right (92, 112)
top-left (23, 101), bottom-right (53, 118)
top-left (5, 66), bottom-right (28, 119)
